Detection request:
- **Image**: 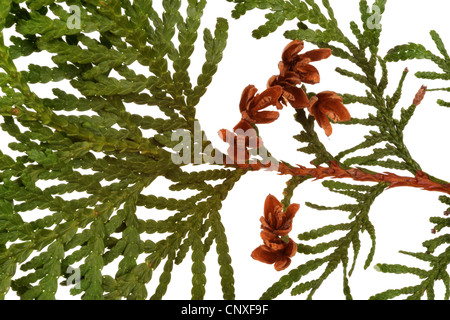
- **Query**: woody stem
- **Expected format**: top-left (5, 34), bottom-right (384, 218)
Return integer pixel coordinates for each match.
top-left (234, 161), bottom-right (450, 196)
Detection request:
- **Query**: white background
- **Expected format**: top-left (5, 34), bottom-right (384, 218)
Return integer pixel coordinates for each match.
top-left (2, 0), bottom-right (450, 300)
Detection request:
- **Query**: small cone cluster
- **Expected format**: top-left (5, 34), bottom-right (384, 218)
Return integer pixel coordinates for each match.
top-left (267, 40), bottom-right (351, 136)
top-left (251, 195), bottom-right (300, 271)
top-left (219, 41), bottom-right (352, 271)
top-left (219, 40), bottom-right (352, 165)
top-left (219, 85), bottom-right (282, 163)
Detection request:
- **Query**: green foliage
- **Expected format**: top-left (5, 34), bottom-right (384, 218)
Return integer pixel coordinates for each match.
top-left (370, 200), bottom-right (450, 300)
top-left (261, 182), bottom-right (387, 300)
top-left (0, 0), bottom-right (243, 300)
top-left (386, 30), bottom-right (450, 107)
top-left (293, 108), bottom-right (335, 166)
top-left (228, 0), bottom-right (450, 300)
top-left (1, 0), bottom-right (449, 300)
top-left (228, 0), bottom-right (423, 175)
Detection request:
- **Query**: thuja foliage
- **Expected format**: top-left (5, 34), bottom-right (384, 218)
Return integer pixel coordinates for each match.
top-left (0, 0), bottom-right (236, 300)
top-left (225, 0), bottom-right (450, 300)
top-left (0, 0), bottom-right (449, 300)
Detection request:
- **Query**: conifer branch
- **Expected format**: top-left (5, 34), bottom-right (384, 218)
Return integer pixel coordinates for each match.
top-left (232, 161), bottom-right (450, 196)
top-left (1, 0), bottom-right (450, 301)
top-left (226, 0), bottom-right (450, 300)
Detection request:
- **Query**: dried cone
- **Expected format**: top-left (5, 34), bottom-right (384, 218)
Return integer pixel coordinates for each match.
top-left (307, 91), bottom-right (351, 136)
top-left (280, 40), bottom-right (332, 85)
top-left (413, 85), bottom-right (427, 106)
top-left (239, 85), bottom-right (283, 125)
top-left (251, 237), bottom-right (297, 271)
top-left (260, 194), bottom-right (299, 236)
top-left (251, 194), bottom-right (300, 271)
top-left (268, 40), bottom-right (333, 110)
top-left (218, 128), bottom-right (262, 164)
top-left (267, 74), bottom-right (309, 109)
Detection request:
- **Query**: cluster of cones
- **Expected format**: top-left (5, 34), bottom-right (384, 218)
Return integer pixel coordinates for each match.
top-left (219, 40), bottom-right (351, 163)
top-left (251, 194), bottom-right (300, 271)
top-left (218, 40), bottom-right (353, 271)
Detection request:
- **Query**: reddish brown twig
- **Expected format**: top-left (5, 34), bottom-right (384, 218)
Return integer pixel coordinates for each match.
top-left (232, 161), bottom-right (450, 195)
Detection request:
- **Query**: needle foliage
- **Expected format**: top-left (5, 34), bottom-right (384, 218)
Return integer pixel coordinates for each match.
top-left (227, 0), bottom-right (450, 300)
top-left (0, 0), bottom-right (238, 300)
top-left (0, 0), bottom-right (449, 300)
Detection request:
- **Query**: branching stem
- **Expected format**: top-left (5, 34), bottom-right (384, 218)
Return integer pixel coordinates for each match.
top-left (233, 161), bottom-right (450, 195)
